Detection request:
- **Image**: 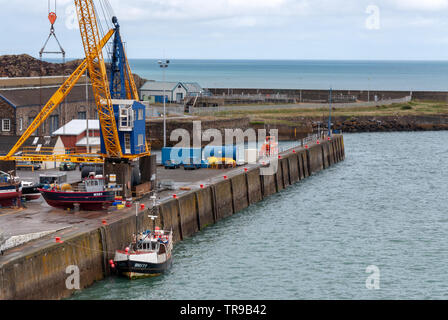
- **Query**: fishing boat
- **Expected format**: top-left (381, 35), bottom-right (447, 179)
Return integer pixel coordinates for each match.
top-left (0, 171), bottom-right (22, 207)
top-left (113, 194), bottom-right (173, 279)
top-left (21, 181), bottom-right (41, 201)
top-left (113, 228), bottom-right (173, 279)
top-left (39, 173), bottom-right (122, 211)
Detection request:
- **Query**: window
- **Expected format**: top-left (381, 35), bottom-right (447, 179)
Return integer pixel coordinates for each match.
top-left (19, 118), bottom-right (23, 132)
top-left (138, 109), bottom-right (144, 120)
top-left (119, 105), bottom-right (134, 131)
top-left (44, 136), bottom-right (51, 146)
top-left (78, 112), bottom-right (87, 119)
top-left (29, 116), bottom-right (37, 136)
top-left (138, 134), bottom-right (144, 146)
top-left (49, 115), bottom-right (59, 136)
top-left (2, 119), bottom-right (11, 132)
top-left (124, 134), bottom-right (131, 154)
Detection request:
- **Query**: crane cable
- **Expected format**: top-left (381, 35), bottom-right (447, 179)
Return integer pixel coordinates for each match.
top-left (93, 0), bottom-right (114, 65)
top-left (48, 0), bottom-right (56, 15)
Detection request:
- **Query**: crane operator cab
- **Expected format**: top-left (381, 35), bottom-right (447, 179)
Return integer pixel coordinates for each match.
top-left (100, 99), bottom-right (146, 156)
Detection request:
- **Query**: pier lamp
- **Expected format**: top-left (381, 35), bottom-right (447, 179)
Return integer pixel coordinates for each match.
top-left (328, 87), bottom-right (333, 137)
top-left (158, 59), bottom-right (170, 147)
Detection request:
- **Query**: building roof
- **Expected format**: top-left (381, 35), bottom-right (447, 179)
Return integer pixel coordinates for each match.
top-left (52, 119), bottom-right (100, 136)
top-left (75, 137), bottom-right (101, 147)
top-left (182, 82), bottom-right (203, 93)
top-left (0, 94), bottom-right (16, 109)
top-left (140, 81), bottom-right (184, 92)
top-left (0, 136), bottom-right (58, 156)
top-left (0, 84), bottom-right (94, 108)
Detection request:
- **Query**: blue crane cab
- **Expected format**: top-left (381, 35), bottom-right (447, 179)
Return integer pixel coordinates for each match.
top-left (100, 99), bottom-right (146, 156)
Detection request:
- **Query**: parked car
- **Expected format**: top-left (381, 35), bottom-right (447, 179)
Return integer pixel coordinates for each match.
top-left (59, 162), bottom-right (77, 171)
top-left (16, 161), bottom-right (41, 171)
top-left (164, 160), bottom-right (180, 169)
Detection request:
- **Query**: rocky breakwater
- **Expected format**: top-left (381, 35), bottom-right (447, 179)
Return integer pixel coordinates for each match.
top-left (331, 115), bottom-right (448, 132)
top-left (303, 115), bottom-right (448, 133)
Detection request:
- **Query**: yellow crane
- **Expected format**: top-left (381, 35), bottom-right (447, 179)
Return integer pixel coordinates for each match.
top-left (0, 0), bottom-right (149, 164)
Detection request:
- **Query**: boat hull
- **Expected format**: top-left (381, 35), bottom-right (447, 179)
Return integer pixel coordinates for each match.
top-left (39, 189), bottom-right (115, 211)
top-left (115, 257), bottom-right (172, 279)
top-left (22, 185), bottom-right (41, 201)
top-left (0, 186), bottom-right (22, 207)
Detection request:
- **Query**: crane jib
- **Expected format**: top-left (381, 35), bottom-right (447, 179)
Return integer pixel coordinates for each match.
top-left (1, 28), bottom-right (115, 161)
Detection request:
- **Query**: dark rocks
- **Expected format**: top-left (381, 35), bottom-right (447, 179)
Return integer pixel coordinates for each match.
top-left (0, 54), bottom-right (147, 89)
top-left (0, 54), bottom-right (83, 78)
top-left (331, 115), bottom-right (448, 132)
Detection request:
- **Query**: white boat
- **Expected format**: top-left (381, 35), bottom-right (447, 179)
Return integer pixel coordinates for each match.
top-left (113, 227), bottom-right (173, 279)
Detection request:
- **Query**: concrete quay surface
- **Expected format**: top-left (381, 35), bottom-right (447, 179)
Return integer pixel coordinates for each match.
top-left (0, 135), bottom-right (345, 300)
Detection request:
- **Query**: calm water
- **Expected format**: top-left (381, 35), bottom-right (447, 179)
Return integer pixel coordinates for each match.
top-left (128, 59), bottom-right (448, 91)
top-left (71, 131), bottom-right (448, 300)
top-left (46, 58), bottom-right (448, 91)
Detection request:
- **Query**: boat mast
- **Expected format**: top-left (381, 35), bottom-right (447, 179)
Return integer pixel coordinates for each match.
top-left (149, 192), bottom-right (158, 232)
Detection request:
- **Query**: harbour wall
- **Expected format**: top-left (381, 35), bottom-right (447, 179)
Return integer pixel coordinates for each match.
top-left (0, 135), bottom-right (345, 300)
top-left (207, 88), bottom-right (448, 103)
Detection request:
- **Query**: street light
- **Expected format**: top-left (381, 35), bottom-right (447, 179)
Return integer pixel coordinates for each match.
top-left (158, 59), bottom-right (170, 147)
top-left (328, 87), bottom-right (333, 137)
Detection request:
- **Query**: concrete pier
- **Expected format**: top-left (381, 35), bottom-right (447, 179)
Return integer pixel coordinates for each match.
top-left (0, 135), bottom-right (345, 300)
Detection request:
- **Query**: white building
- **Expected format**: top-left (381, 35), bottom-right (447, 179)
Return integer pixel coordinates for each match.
top-left (140, 81), bottom-right (208, 104)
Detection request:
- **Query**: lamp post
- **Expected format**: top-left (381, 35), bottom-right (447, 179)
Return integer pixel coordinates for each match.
top-left (158, 59), bottom-right (170, 147)
top-left (328, 87), bottom-right (333, 137)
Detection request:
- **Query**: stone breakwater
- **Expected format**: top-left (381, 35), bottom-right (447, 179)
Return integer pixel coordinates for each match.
top-left (328, 115), bottom-right (448, 133)
top-left (0, 136), bottom-right (345, 300)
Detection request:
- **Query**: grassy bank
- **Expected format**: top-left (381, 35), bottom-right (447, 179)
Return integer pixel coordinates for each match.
top-left (207, 101), bottom-right (448, 125)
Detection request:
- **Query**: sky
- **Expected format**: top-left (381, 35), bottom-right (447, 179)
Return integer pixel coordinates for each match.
top-left (1, 0), bottom-right (448, 60)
